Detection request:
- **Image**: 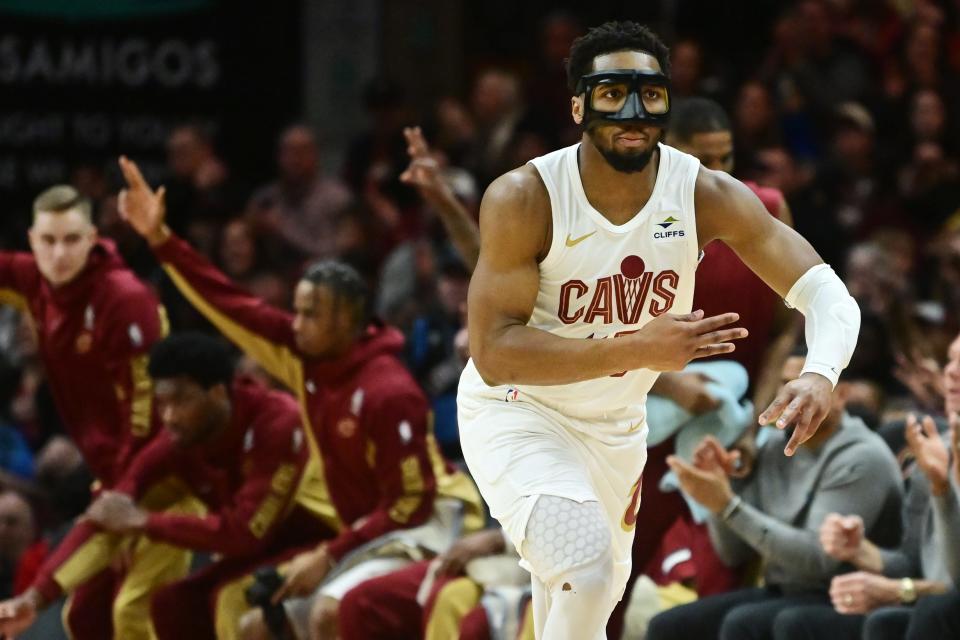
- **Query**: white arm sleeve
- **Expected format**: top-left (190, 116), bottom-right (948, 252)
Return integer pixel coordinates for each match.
top-left (784, 264), bottom-right (860, 388)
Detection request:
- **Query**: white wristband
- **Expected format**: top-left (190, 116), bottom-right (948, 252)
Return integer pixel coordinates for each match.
top-left (784, 264), bottom-right (860, 388)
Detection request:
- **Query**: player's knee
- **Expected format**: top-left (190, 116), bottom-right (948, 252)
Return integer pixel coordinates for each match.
top-left (237, 608), bottom-right (271, 640)
top-left (150, 583), bottom-right (178, 625)
top-left (338, 584), bottom-right (373, 633)
top-left (552, 541), bottom-right (613, 602)
top-left (522, 497), bottom-right (613, 593)
top-left (308, 595), bottom-right (339, 640)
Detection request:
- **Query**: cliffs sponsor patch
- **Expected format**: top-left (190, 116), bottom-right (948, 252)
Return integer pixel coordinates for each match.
top-left (654, 215), bottom-right (685, 241)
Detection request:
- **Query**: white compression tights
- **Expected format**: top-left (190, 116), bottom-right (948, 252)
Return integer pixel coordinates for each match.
top-left (521, 496), bottom-right (615, 640)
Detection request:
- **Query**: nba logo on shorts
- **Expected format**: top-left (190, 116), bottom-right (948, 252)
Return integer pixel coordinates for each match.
top-left (505, 387), bottom-right (520, 402)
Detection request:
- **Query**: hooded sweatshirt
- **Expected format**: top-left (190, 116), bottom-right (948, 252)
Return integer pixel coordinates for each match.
top-left (152, 232), bottom-right (483, 560)
top-left (0, 239), bottom-right (166, 486)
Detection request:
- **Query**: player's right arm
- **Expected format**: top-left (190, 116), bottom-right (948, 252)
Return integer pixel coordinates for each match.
top-left (0, 252), bottom-right (40, 311)
top-left (468, 167), bottom-right (747, 386)
top-left (117, 156), bottom-right (303, 391)
top-left (13, 433), bottom-right (182, 617)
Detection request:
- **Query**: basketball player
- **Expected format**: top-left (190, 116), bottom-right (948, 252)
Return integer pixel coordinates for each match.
top-left (458, 21), bottom-right (861, 640)
top-left (0, 186), bottom-right (199, 640)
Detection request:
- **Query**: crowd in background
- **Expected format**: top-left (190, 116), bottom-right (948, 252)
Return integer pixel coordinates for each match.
top-left (1, 1), bottom-right (960, 638)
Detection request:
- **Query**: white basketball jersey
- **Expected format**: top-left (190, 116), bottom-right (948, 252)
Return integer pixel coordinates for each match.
top-left (460, 142), bottom-right (701, 423)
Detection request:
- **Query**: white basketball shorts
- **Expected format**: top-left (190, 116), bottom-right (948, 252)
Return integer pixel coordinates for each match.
top-left (457, 387), bottom-right (648, 599)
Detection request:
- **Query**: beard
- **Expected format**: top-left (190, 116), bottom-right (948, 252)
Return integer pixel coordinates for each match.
top-left (597, 145), bottom-right (656, 173)
top-left (586, 125), bottom-right (658, 173)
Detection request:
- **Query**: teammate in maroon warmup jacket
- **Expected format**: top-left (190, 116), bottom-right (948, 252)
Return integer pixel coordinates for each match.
top-left (81, 333), bottom-right (337, 639)
top-left (606, 98), bottom-right (797, 639)
top-left (0, 186), bottom-right (197, 640)
top-left (117, 157), bottom-right (483, 638)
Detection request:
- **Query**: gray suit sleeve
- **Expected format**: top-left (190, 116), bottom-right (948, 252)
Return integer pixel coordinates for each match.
top-left (932, 478), bottom-right (960, 586)
top-left (707, 510), bottom-right (756, 568)
top-left (878, 473), bottom-right (927, 578)
top-left (722, 450), bottom-right (901, 584)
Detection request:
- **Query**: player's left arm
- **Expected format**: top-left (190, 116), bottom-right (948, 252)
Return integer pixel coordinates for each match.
top-left (324, 389), bottom-right (437, 562)
top-left (695, 168), bottom-right (860, 455)
top-left (101, 282), bottom-right (168, 479)
top-left (141, 416), bottom-right (307, 555)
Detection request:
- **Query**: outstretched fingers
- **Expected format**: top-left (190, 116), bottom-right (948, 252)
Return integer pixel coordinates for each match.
top-left (118, 155), bottom-right (148, 189)
top-left (758, 388), bottom-right (793, 426)
top-left (783, 403), bottom-right (821, 456)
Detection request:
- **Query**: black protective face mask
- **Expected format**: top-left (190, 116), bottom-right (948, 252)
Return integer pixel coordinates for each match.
top-left (575, 69), bottom-right (672, 129)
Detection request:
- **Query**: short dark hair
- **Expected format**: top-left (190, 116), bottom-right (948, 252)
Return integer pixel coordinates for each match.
top-left (301, 260), bottom-right (370, 328)
top-left (566, 21), bottom-right (671, 94)
top-left (32, 185), bottom-right (92, 222)
top-left (148, 333), bottom-right (236, 389)
top-left (668, 98), bottom-right (732, 144)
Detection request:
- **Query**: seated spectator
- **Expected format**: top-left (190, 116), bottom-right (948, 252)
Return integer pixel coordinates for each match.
top-left (0, 357), bottom-right (33, 480)
top-left (778, 331), bottom-right (960, 639)
top-left (0, 490), bottom-right (36, 599)
top-left (164, 123), bottom-right (243, 256)
top-left (404, 257), bottom-right (470, 459)
top-left (901, 587), bottom-right (959, 640)
top-left (776, 415), bottom-right (959, 640)
top-left (247, 125), bottom-right (354, 268)
top-left (646, 351), bottom-right (904, 640)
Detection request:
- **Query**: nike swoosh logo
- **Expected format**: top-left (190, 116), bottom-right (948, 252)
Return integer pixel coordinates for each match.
top-left (627, 421), bottom-right (643, 433)
top-left (565, 231), bottom-right (597, 247)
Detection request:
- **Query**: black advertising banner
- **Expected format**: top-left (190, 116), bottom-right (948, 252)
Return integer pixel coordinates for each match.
top-left (0, 0), bottom-right (301, 245)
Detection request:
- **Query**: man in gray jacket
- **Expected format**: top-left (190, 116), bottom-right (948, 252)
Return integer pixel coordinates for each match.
top-left (646, 352), bottom-right (904, 640)
top-left (777, 333), bottom-right (960, 640)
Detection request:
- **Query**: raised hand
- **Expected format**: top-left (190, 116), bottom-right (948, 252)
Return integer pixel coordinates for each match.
top-left (758, 372), bottom-right (833, 456)
top-left (693, 435), bottom-right (740, 477)
top-left (905, 413), bottom-right (950, 496)
top-left (819, 513), bottom-right (864, 562)
top-left (399, 126), bottom-right (452, 202)
top-left (117, 156), bottom-right (170, 246)
top-left (667, 453), bottom-right (734, 515)
top-left (634, 310), bottom-right (747, 372)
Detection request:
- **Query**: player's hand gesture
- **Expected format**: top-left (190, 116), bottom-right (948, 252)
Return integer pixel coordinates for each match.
top-left (634, 310), bottom-right (747, 372)
top-left (84, 491), bottom-right (148, 534)
top-left (0, 591), bottom-right (40, 637)
top-left (905, 413), bottom-right (950, 497)
top-left (758, 372), bottom-right (832, 456)
top-left (399, 126), bottom-right (453, 203)
top-left (117, 156), bottom-right (170, 247)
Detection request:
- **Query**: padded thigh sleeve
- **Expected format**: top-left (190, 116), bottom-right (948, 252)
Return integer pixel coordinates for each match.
top-left (522, 496), bottom-right (610, 585)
